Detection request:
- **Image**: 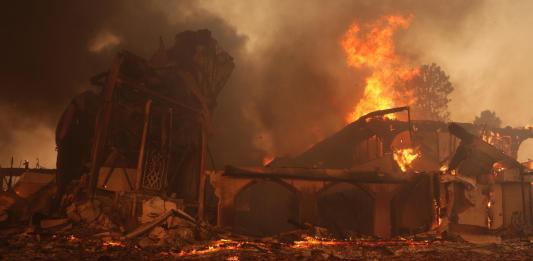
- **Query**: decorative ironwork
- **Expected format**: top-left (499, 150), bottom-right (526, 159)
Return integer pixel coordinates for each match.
top-left (142, 148), bottom-right (167, 191)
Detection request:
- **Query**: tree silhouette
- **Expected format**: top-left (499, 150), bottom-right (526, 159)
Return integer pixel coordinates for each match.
top-left (401, 63), bottom-right (454, 121)
top-left (474, 110), bottom-right (502, 128)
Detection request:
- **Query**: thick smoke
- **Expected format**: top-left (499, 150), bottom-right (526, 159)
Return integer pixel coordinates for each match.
top-left (0, 1), bottom-right (248, 167)
top-left (202, 0), bottom-right (484, 165)
top-left (1, 0), bottom-right (531, 168)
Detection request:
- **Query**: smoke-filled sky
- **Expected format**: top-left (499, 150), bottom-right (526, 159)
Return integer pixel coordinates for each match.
top-left (1, 0), bottom-right (532, 168)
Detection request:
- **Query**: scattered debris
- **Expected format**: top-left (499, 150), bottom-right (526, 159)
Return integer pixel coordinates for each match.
top-left (40, 218), bottom-right (69, 229)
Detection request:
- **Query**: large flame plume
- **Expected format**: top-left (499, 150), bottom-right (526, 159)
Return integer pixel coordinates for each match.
top-left (341, 15), bottom-right (419, 123)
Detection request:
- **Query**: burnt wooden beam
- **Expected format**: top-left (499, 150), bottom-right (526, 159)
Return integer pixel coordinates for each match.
top-left (223, 165), bottom-right (415, 184)
top-left (0, 168), bottom-right (56, 176)
top-left (359, 106), bottom-right (409, 121)
top-left (88, 54), bottom-right (123, 198)
top-left (448, 123), bottom-right (523, 170)
top-left (122, 79), bottom-right (201, 113)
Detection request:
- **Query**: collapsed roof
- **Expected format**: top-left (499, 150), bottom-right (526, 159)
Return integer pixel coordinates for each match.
top-left (267, 108), bottom-right (533, 174)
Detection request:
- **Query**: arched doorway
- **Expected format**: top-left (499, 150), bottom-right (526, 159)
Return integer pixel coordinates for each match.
top-left (518, 138), bottom-right (533, 163)
top-left (391, 175), bottom-right (434, 235)
top-left (317, 182), bottom-right (374, 236)
top-left (233, 180), bottom-right (299, 236)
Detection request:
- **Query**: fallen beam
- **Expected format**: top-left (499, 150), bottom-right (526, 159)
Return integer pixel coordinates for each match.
top-left (223, 166), bottom-right (414, 183)
top-left (0, 168), bottom-right (55, 177)
top-left (125, 209), bottom-right (176, 239)
top-left (124, 208), bottom-right (197, 239)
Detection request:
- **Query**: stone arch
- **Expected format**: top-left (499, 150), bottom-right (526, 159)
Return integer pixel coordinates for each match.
top-left (232, 179), bottom-right (299, 236)
top-left (316, 182), bottom-right (374, 235)
top-left (390, 175), bottom-right (434, 235)
top-left (518, 138), bottom-right (533, 163)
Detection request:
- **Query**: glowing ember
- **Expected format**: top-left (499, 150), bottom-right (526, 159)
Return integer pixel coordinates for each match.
top-left (103, 239), bottom-right (126, 247)
top-left (178, 239), bottom-right (244, 257)
top-left (487, 199), bottom-right (494, 229)
top-left (439, 165), bottom-right (448, 172)
top-left (341, 15), bottom-right (419, 123)
top-left (262, 155), bottom-right (274, 166)
top-left (493, 162), bottom-right (506, 174)
top-left (393, 147), bottom-right (420, 172)
top-left (67, 235), bottom-right (79, 241)
top-left (292, 236), bottom-right (348, 248)
top-left (292, 235), bottom-right (429, 249)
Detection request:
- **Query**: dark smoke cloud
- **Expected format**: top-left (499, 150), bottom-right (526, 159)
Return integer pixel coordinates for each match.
top-left (5, 0), bottom-right (527, 168)
top-left (0, 1), bottom-right (247, 167)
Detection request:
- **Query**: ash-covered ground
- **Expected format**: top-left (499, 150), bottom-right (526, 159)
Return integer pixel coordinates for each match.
top-left (2, 225), bottom-right (533, 261)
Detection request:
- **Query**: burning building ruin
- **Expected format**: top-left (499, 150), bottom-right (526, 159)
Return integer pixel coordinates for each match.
top-left (208, 107), bottom-right (533, 239)
top-left (2, 5), bottom-right (533, 259)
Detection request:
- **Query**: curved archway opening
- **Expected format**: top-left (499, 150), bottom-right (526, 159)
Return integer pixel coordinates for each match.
top-left (317, 183), bottom-right (374, 236)
top-left (518, 138), bottom-right (533, 163)
top-left (233, 180), bottom-right (299, 236)
top-left (391, 176), bottom-right (433, 235)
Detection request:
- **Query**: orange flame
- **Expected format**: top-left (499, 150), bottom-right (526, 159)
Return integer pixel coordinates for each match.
top-left (393, 147), bottom-right (420, 172)
top-left (482, 131), bottom-right (502, 145)
top-left (341, 15), bottom-right (419, 123)
top-left (262, 155), bottom-right (274, 166)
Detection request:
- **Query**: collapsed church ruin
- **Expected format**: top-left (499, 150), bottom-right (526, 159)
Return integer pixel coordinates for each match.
top-left (210, 108), bottom-right (533, 238)
top-left (1, 29), bottom-right (533, 258)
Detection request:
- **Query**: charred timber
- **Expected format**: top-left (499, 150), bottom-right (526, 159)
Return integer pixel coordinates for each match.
top-left (223, 165), bottom-right (414, 183)
top-left (448, 123), bottom-right (523, 170)
top-left (359, 106), bottom-right (409, 121)
top-left (0, 168), bottom-right (56, 176)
